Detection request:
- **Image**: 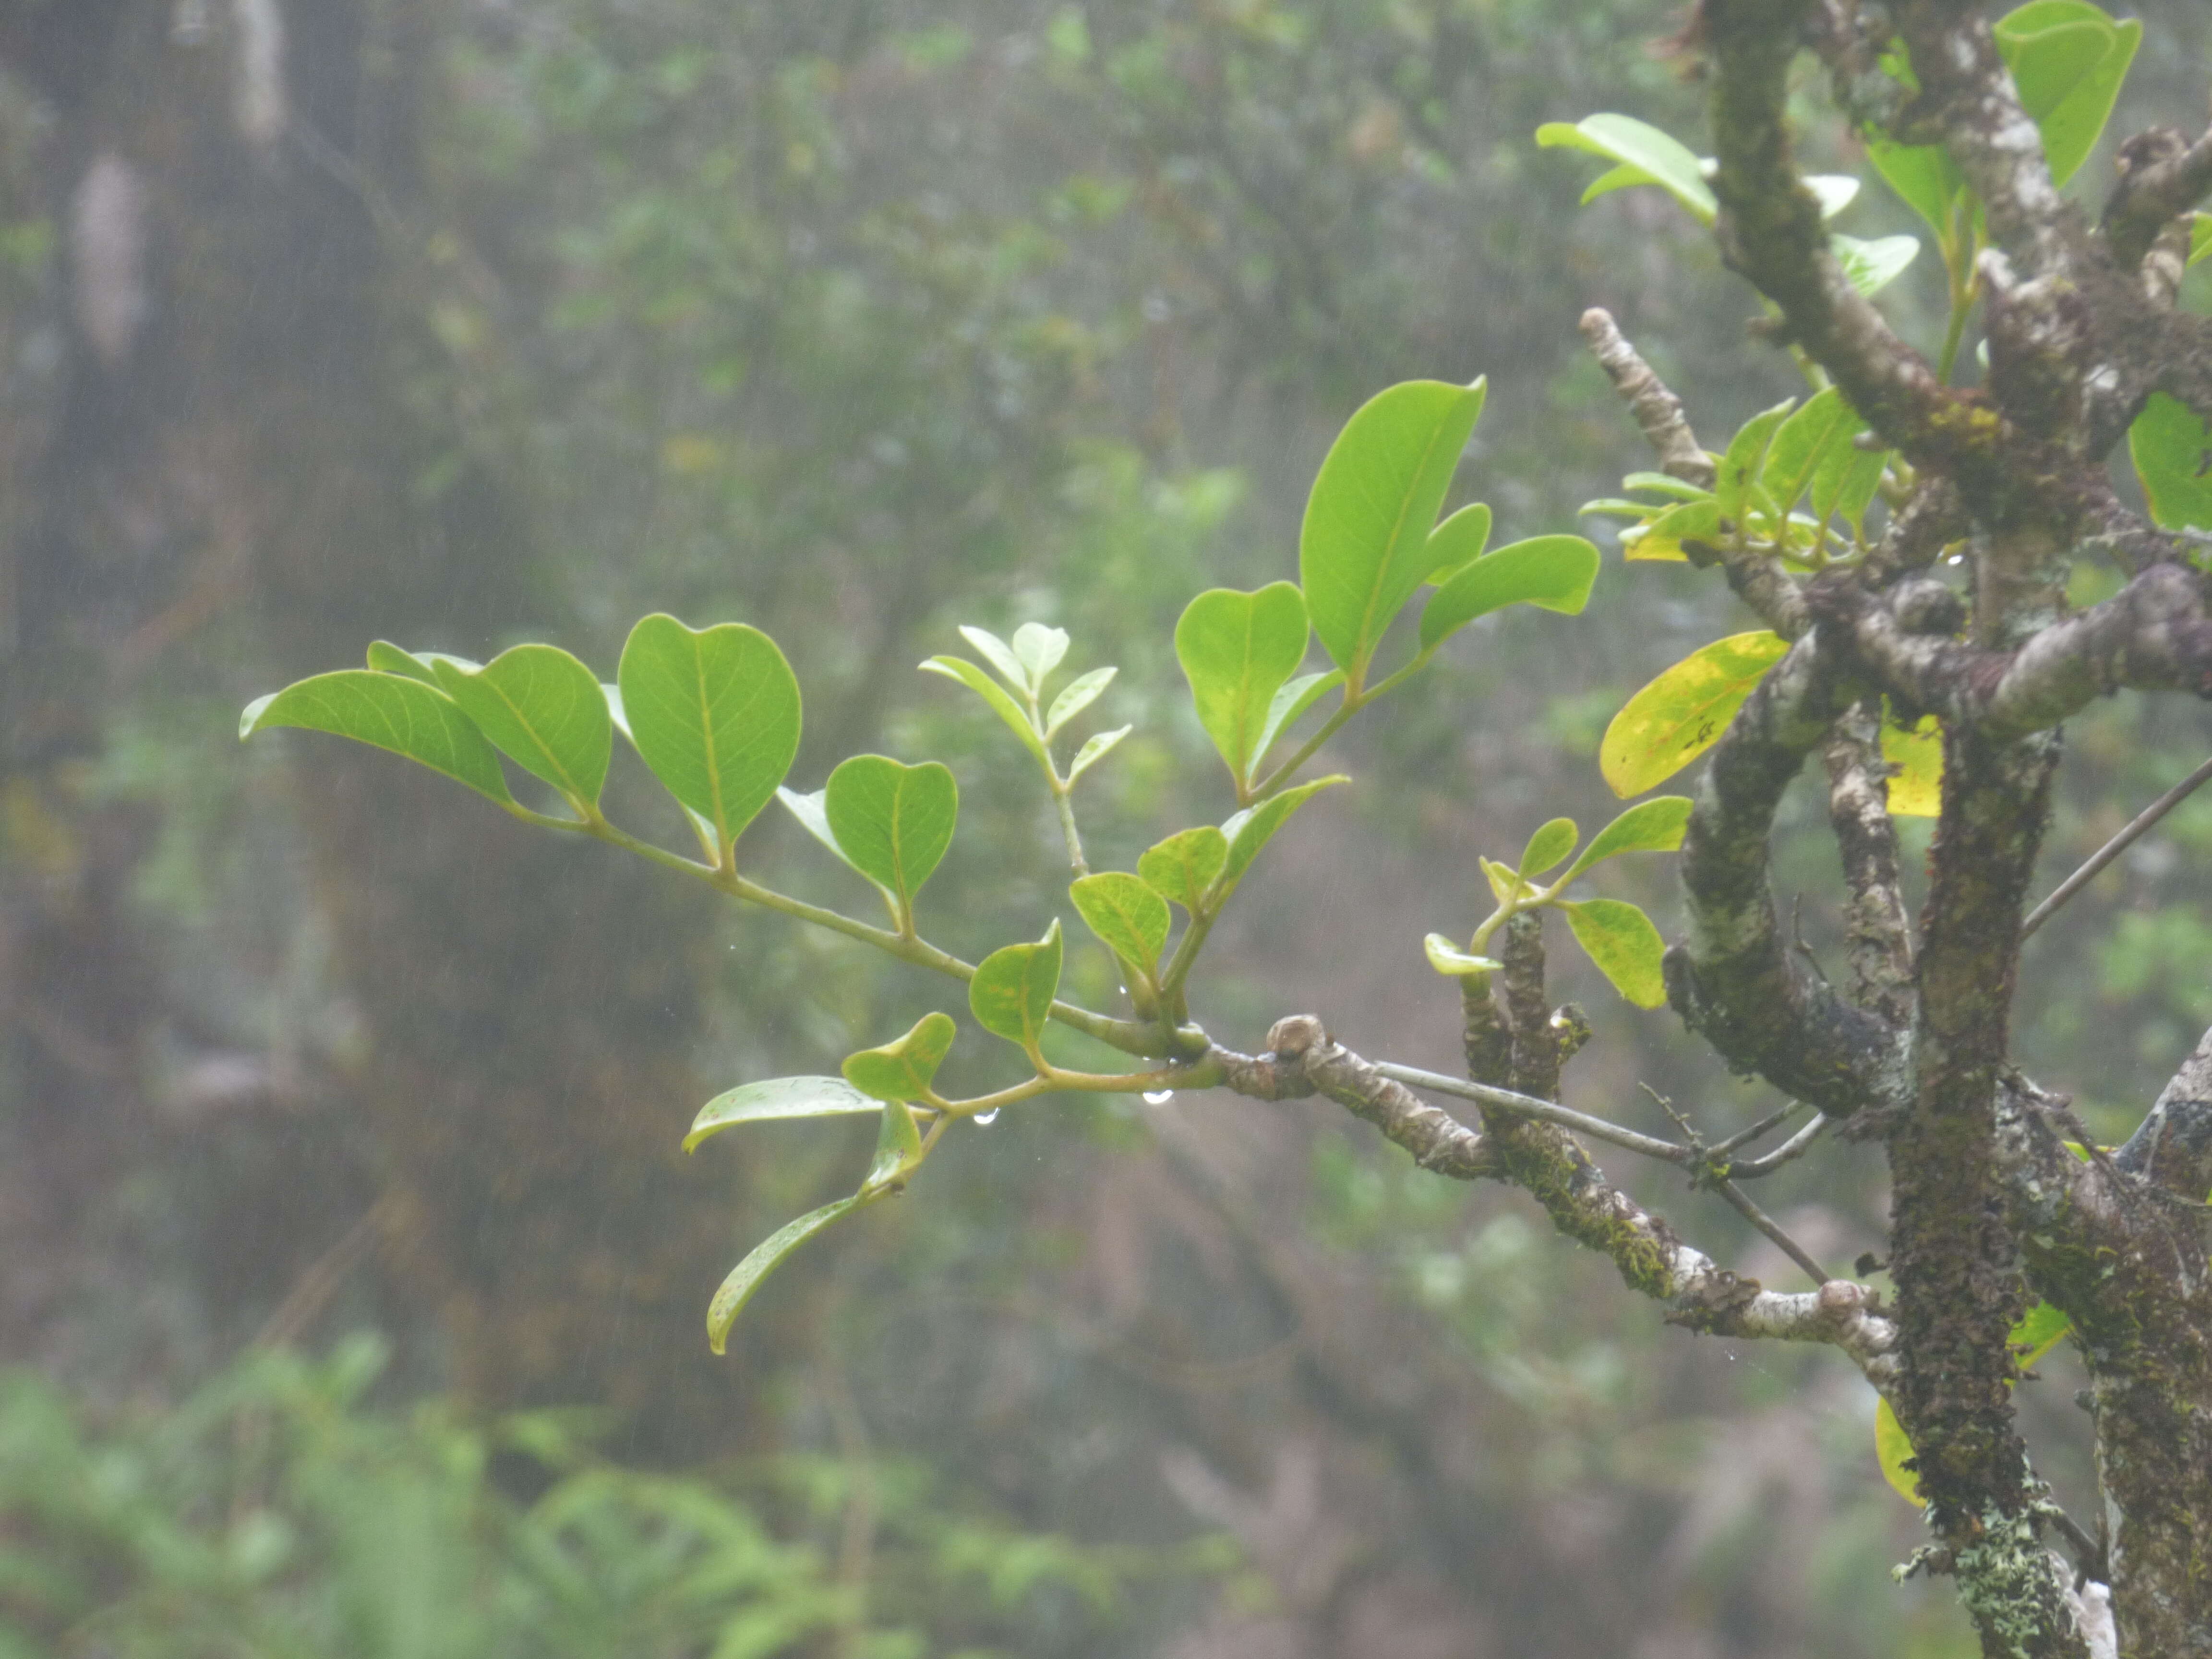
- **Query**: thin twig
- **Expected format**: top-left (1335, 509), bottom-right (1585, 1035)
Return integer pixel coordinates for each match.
top-left (1710, 1178), bottom-right (1834, 1286)
top-left (2021, 753), bottom-right (2212, 939)
top-left (1708, 1101), bottom-right (1805, 1158)
top-left (1729, 1113), bottom-right (1830, 1178)
top-left (1371, 1060), bottom-right (1695, 1165)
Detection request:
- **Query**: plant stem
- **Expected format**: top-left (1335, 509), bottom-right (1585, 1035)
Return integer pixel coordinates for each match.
top-left (1248, 693), bottom-right (1361, 802)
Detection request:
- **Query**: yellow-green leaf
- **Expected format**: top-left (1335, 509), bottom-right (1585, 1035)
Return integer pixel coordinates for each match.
top-left (1599, 631), bottom-right (1790, 798)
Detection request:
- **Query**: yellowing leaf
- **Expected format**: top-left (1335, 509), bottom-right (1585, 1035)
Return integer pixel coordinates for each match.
top-left (1599, 632), bottom-right (1790, 798)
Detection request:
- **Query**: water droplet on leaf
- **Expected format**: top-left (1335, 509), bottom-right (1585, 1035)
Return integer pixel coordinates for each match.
top-left (974, 1108), bottom-right (999, 1125)
top-left (1142, 1090), bottom-right (1174, 1105)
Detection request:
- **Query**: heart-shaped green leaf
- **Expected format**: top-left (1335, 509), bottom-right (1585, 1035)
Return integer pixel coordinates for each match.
top-left (1419, 536), bottom-right (1600, 650)
top-left (708, 1196), bottom-right (866, 1354)
top-left (2129, 392), bottom-right (2212, 531)
top-left (970, 920), bottom-right (1064, 1053)
top-left (824, 755), bottom-right (959, 921)
top-left (1995, 2), bottom-right (2140, 188)
top-left (1070, 872), bottom-right (1172, 976)
top-left (842, 1012), bottom-right (957, 1103)
top-left (1424, 933), bottom-right (1503, 977)
top-left (1536, 113), bottom-right (1717, 224)
top-left (1518, 817), bottom-right (1579, 879)
top-left (1219, 776), bottom-right (1349, 899)
top-left (684, 1075), bottom-right (880, 1153)
top-left (1563, 898), bottom-right (1668, 1008)
top-left (1424, 501), bottom-right (1492, 582)
top-left (1045, 666), bottom-right (1117, 739)
top-left (1600, 631), bottom-right (1791, 798)
top-left (1882, 713), bottom-right (1944, 817)
top-left (1176, 583), bottom-right (1311, 786)
top-left (431, 644), bottom-right (612, 810)
top-left (1564, 797), bottom-right (1693, 882)
top-left (1138, 827), bottom-right (1231, 915)
top-left (241, 672), bottom-right (512, 804)
top-left (617, 614), bottom-right (801, 860)
top-left (1300, 379), bottom-right (1487, 682)
top-left (920, 653), bottom-right (1049, 763)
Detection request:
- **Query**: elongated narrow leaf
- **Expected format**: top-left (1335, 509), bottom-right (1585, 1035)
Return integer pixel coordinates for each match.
top-left (1600, 631), bottom-right (1791, 798)
top-left (1811, 435), bottom-right (1889, 539)
top-left (1248, 670), bottom-right (1344, 782)
top-left (1565, 797), bottom-right (1693, 881)
top-left (1424, 934), bottom-right (1502, 977)
top-left (1219, 776), bottom-right (1349, 897)
top-left (1623, 497), bottom-right (1719, 563)
top-left (708, 1197), bottom-right (866, 1354)
top-left (617, 614), bottom-right (801, 858)
top-left (1882, 713), bottom-right (1943, 817)
top-left (1761, 386), bottom-right (1854, 514)
top-left (1419, 536), bottom-right (1600, 650)
top-left (1300, 379), bottom-right (1487, 678)
top-left (1518, 817), bottom-right (1579, 879)
top-left (2129, 391), bottom-right (2212, 531)
top-left (1139, 826), bottom-right (1230, 914)
top-left (824, 755), bottom-right (958, 917)
top-left (240, 672), bottom-right (512, 804)
top-left (1875, 1396), bottom-right (1924, 1506)
top-left (1011, 622), bottom-right (1070, 688)
top-left (432, 644), bottom-right (612, 809)
top-left (842, 1012), bottom-right (957, 1103)
top-left (1067, 724), bottom-right (1131, 784)
top-left (1424, 501), bottom-right (1492, 581)
top-left (1563, 898), bottom-right (1668, 1008)
top-left (1536, 114), bottom-right (1717, 224)
top-left (1831, 233), bottom-right (1920, 298)
top-left (2011, 1298), bottom-right (2073, 1368)
top-left (1070, 872), bottom-right (1172, 975)
top-left (1716, 401), bottom-right (1794, 526)
top-left (1867, 139), bottom-right (1963, 239)
top-left (1995, 3), bottom-right (2139, 187)
top-left (920, 654), bottom-right (1048, 763)
top-left (958, 625), bottom-right (1032, 696)
top-left (970, 920), bottom-right (1063, 1052)
top-left (1045, 666), bottom-right (1117, 739)
top-left (685, 1076), bottom-right (879, 1153)
top-left (1176, 583), bottom-right (1311, 785)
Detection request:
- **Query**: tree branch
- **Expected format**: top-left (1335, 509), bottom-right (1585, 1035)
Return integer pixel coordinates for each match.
top-left (1578, 307), bottom-right (1716, 488)
top-left (2102, 125), bottom-right (2212, 274)
top-left (2116, 1025), bottom-right (2212, 1203)
top-left (1822, 700), bottom-right (1914, 1024)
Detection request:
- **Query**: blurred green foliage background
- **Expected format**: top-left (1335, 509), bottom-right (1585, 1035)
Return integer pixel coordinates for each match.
top-left (2, 1), bottom-right (2209, 1654)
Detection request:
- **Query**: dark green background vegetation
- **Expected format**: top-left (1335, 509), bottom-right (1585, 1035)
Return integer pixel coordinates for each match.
top-left (2, 1), bottom-right (2208, 1653)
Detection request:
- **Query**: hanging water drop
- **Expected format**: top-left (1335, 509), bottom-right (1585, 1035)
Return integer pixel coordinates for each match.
top-left (1142, 1090), bottom-right (1174, 1105)
top-left (974, 1108), bottom-right (1000, 1125)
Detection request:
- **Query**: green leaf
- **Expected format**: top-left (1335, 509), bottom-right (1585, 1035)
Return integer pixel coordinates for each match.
top-left (366, 640), bottom-right (444, 683)
top-left (1564, 796), bottom-right (1693, 881)
top-left (1762, 386), bottom-right (1856, 515)
top-left (1219, 776), bottom-right (1349, 899)
top-left (1623, 472), bottom-right (1713, 502)
top-left (1995, 2), bottom-right (2140, 188)
top-left (1248, 670), bottom-right (1344, 779)
top-left (1716, 400), bottom-right (1795, 526)
top-left (921, 653), bottom-right (1049, 762)
top-left (2128, 392), bottom-right (2212, 531)
top-left (240, 672), bottom-right (513, 804)
top-left (1805, 174), bottom-right (1862, 219)
top-left (1070, 872), bottom-right (1172, 975)
top-left (1536, 113), bottom-right (1717, 225)
top-left (823, 755), bottom-right (959, 920)
top-left (2010, 1299), bottom-right (2073, 1368)
top-left (708, 1197), bottom-right (865, 1355)
top-left (842, 1012), bottom-right (958, 1103)
top-left (1010, 622), bottom-right (1070, 689)
top-left (617, 614), bottom-right (802, 859)
top-left (1419, 535), bottom-right (1600, 650)
top-left (1139, 827), bottom-right (1230, 914)
top-left (957, 625), bottom-right (1033, 695)
top-left (969, 920), bottom-right (1063, 1053)
top-left (1831, 233), bottom-right (1920, 298)
top-left (778, 786), bottom-right (883, 898)
top-left (1424, 501), bottom-right (1493, 581)
top-left (684, 1075), bottom-right (880, 1154)
top-left (1577, 160), bottom-right (1651, 206)
top-left (1299, 379), bottom-right (1487, 680)
top-left (1481, 856), bottom-right (1527, 906)
top-left (1562, 898), bottom-right (1668, 1008)
top-left (1622, 497), bottom-right (1719, 563)
top-left (867, 1094), bottom-right (924, 1189)
top-left (431, 644), bottom-right (612, 810)
top-left (1067, 724), bottom-right (1131, 784)
top-left (1875, 1395), bottom-right (1924, 1507)
top-left (1176, 583), bottom-right (1312, 785)
top-left (1424, 933), bottom-right (1502, 977)
top-left (1882, 713), bottom-right (1943, 817)
top-left (1600, 631), bottom-right (1791, 798)
top-left (2190, 213), bottom-right (2212, 268)
top-left (1517, 817), bottom-right (1579, 879)
top-left (1045, 666), bottom-right (1117, 739)
top-left (1811, 430), bottom-right (1889, 538)
top-left (1866, 139), bottom-right (1964, 240)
